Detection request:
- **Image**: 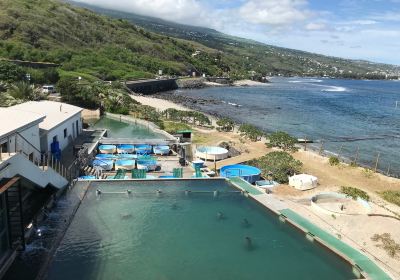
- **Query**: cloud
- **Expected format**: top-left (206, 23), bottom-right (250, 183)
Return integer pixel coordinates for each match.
top-left (75, 0), bottom-right (212, 26)
top-left (239, 0), bottom-right (311, 26)
top-left (305, 22), bottom-right (327, 30)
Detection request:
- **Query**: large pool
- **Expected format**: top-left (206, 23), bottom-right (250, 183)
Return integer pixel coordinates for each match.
top-left (45, 179), bottom-right (355, 280)
top-left (90, 116), bottom-right (164, 139)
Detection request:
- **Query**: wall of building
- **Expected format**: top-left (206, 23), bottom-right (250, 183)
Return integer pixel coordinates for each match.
top-left (44, 113), bottom-right (82, 152)
top-left (0, 125), bottom-right (41, 162)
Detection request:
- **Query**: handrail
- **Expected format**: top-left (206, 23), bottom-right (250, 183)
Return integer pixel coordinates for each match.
top-left (15, 132), bottom-right (42, 155)
top-left (15, 132), bottom-right (69, 180)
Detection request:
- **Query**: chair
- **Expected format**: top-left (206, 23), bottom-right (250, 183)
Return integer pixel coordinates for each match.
top-left (113, 169), bottom-right (126, 179)
top-left (173, 168), bottom-right (183, 178)
top-left (195, 167), bottom-right (203, 178)
top-left (132, 169), bottom-right (146, 179)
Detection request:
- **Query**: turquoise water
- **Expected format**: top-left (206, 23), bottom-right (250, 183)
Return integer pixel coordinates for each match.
top-left (46, 180), bottom-right (354, 280)
top-left (175, 78), bottom-right (400, 175)
top-left (90, 116), bottom-right (163, 139)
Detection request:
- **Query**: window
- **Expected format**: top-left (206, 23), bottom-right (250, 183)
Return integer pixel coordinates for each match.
top-left (64, 128), bottom-right (67, 138)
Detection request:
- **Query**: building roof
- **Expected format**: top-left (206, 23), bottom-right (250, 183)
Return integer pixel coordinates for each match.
top-left (9, 101), bottom-right (83, 131)
top-left (0, 107), bottom-right (45, 138)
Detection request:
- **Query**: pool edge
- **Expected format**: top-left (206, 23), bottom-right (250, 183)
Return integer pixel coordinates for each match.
top-left (227, 177), bottom-right (392, 280)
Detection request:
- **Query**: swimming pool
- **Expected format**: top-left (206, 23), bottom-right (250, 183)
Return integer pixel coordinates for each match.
top-left (45, 179), bottom-right (356, 280)
top-left (220, 164), bottom-right (261, 184)
top-left (90, 116), bottom-right (164, 139)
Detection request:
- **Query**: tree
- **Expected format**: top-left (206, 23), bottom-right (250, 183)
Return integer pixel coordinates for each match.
top-left (216, 117), bottom-right (235, 132)
top-left (0, 61), bottom-right (25, 83)
top-left (238, 123), bottom-right (264, 141)
top-left (248, 151), bottom-right (303, 183)
top-left (8, 81), bottom-right (45, 101)
top-left (267, 131), bottom-right (298, 152)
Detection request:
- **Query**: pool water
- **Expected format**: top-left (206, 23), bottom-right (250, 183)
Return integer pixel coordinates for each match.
top-left (90, 116), bottom-right (163, 139)
top-left (46, 180), bottom-right (355, 280)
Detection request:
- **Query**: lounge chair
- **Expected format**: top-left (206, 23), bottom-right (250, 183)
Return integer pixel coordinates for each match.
top-left (173, 168), bottom-right (183, 178)
top-left (113, 169), bottom-right (126, 179)
top-left (132, 169), bottom-right (146, 179)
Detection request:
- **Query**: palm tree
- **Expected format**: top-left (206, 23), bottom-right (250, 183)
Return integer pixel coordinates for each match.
top-left (8, 81), bottom-right (45, 101)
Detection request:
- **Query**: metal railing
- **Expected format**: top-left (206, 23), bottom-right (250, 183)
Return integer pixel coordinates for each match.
top-left (14, 132), bottom-right (70, 181)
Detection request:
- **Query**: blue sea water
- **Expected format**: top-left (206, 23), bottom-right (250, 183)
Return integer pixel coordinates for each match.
top-left (175, 78), bottom-right (400, 175)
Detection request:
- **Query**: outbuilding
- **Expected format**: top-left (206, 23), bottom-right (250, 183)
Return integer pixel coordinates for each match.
top-left (9, 101), bottom-right (83, 153)
top-left (0, 107), bottom-right (45, 162)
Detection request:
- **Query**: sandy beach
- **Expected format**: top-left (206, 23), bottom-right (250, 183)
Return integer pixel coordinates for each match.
top-left (130, 93), bottom-right (400, 278)
top-left (233, 79), bottom-right (270, 86)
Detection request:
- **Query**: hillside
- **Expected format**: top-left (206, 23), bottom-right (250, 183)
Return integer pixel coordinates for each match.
top-left (67, 1), bottom-right (400, 79)
top-left (0, 0), bottom-right (233, 81)
top-left (0, 0), bottom-right (398, 82)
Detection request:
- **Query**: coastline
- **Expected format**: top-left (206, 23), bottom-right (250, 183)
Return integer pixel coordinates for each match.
top-left (130, 93), bottom-right (400, 278)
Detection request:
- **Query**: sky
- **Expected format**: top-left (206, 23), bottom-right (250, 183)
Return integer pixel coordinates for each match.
top-left (75, 0), bottom-right (400, 65)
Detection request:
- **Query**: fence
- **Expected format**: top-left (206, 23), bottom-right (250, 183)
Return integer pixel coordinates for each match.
top-left (300, 139), bottom-right (400, 178)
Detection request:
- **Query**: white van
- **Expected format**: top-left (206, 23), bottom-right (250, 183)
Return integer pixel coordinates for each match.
top-left (42, 85), bottom-right (56, 94)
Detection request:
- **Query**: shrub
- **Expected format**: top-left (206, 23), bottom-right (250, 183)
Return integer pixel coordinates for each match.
top-left (0, 61), bottom-right (25, 82)
top-left (329, 156), bottom-right (340, 166)
top-left (238, 124), bottom-right (265, 142)
top-left (379, 191), bottom-right (400, 207)
top-left (267, 131), bottom-right (298, 152)
top-left (248, 151), bottom-right (303, 183)
top-left (340, 186), bottom-right (369, 201)
top-left (216, 117), bottom-right (235, 132)
top-left (371, 233), bottom-right (400, 258)
top-left (163, 121), bottom-right (191, 134)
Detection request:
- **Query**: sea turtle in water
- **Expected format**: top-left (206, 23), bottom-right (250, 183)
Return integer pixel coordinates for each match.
top-left (120, 213), bottom-right (133, 220)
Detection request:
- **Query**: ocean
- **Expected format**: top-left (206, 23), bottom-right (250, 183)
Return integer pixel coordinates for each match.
top-left (173, 77), bottom-right (400, 176)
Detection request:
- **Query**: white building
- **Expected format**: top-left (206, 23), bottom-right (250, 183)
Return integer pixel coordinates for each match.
top-left (0, 107), bottom-right (45, 161)
top-left (9, 101), bottom-right (83, 153)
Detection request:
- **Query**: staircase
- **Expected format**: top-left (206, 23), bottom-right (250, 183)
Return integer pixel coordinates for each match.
top-left (0, 132), bottom-right (69, 189)
top-left (4, 178), bottom-right (25, 250)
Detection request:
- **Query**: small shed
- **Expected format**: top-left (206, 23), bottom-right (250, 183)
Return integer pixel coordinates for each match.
top-left (174, 130), bottom-right (192, 143)
top-left (289, 174), bottom-right (318, 191)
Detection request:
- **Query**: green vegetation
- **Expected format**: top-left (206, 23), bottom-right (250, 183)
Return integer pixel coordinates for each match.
top-left (267, 131), bottom-right (298, 152)
top-left (163, 121), bottom-right (191, 134)
top-left (379, 191), bottom-right (400, 207)
top-left (0, 0), bottom-right (234, 81)
top-left (163, 108), bottom-right (211, 127)
top-left (8, 81), bottom-right (45, 101)
top-left (216, 117), bottom-right (235, 132)
top-left (371, 233), bottom-right (400, 258)
top-left (238, 124), bottom-right (264, 142)
top-left (248, 151), bottom-right (303, 183)
top-left (329, 156), bottom-right (340, 166)
top-left (0, 61), bottom-right (25, 82)
top-left (340, 186), bottom-right (370, 201)
top-left (0, 0), bottom-right (398, 85)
